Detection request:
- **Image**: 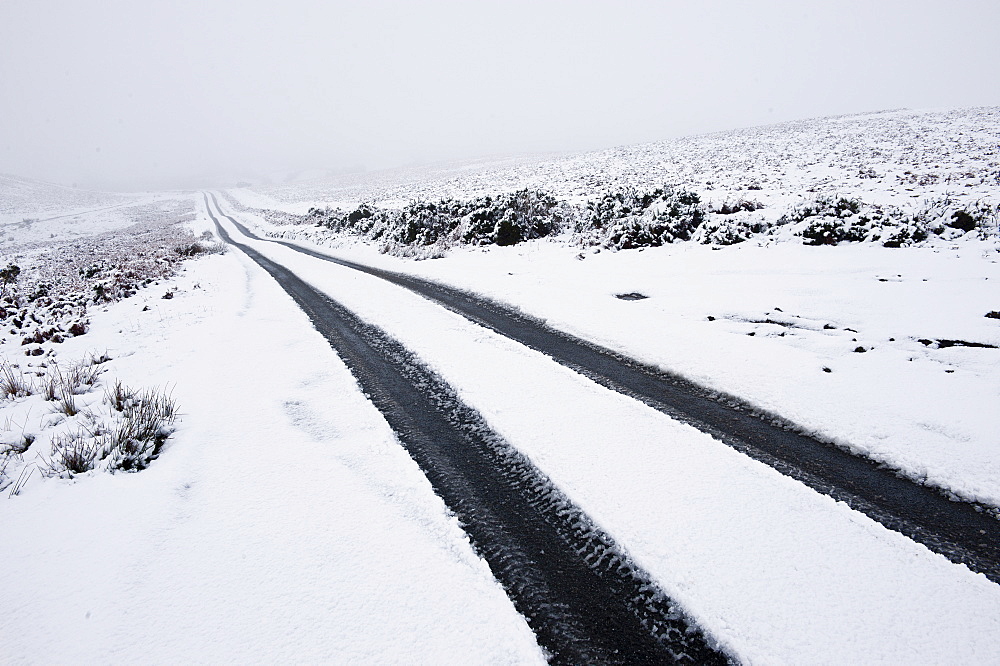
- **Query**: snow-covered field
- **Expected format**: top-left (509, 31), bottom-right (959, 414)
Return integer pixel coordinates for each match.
top-left (0, 193), bottom-right (544, 663)
top-left (0, 174), bottom-right (185, 247)
top-left (3, 108), bottom-right (1000, 663)
top-left (230, 107), bottom-right (1000, 509)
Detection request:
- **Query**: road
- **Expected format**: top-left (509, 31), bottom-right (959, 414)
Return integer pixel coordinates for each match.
top-left (207, 193), bottom-right (1000, 583)
top-left (203, 192), bottom-right (1000, 663)
top-left (204, 193), bottom-right (725, 664)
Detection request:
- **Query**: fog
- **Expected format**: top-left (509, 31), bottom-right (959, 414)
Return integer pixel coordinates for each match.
top-left (2, 0), bottom-right (998, 191)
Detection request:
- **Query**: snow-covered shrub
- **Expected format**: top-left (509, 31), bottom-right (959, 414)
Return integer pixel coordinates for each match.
top-left (711, 199), bottom-right (764, 215)
top-left (174, 239), bottom-right (227, 257)
top-left (307, 189), bottom-right (571, 255)
top-left (0, 263), bottom-right (20, 297)
top-left (915, 197), bottom-right (999, 239)
top-left (877, 217), bottom-right (929, 248)
top-left (697, 216), bottom-right (770, 245)
top-left (783, 195), bottom-right (934, 247)
top-left (583, 186), bottom-right (706, 249)
top-left (460, 190), bottom-right (572, 246)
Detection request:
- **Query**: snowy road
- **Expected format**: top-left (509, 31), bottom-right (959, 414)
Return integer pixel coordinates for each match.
top-left (205, 194), bottom-right (722, 663)
top-left (204, 193), bottom-right (1000, 662)
top-left (209, 193), bottom-right (1000, 582)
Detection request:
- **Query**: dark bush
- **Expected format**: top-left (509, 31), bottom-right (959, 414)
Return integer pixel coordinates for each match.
top-left (947, 210), bottom-right (977, 232)
top-left (712, 199), bottom-right (764, 215)
top-left (585, 186), bottom-right (706, 249)
top-left (461, 190), bottom-right (568, 246)
top-left (308, 189), bottom-right (570, 251)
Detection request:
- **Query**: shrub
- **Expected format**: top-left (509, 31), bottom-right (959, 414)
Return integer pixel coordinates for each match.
top-left (0, 263), bottom-right (20, 297)
top-left (801, 216), bottom-right (870, 245)
top-left (698, 216), bottom-right (769, 245)
top-left (307, 189), bottom-right (571, 254)
top-left (789, 195), bottom-right (862, 224)
top-left (460, 190), bottom-right (571, 246)
top-left (585, 186), bottom-right (706, 249)
top-left (787, 196), bottom-right (937, 247)
top-left (712, 199), bottom-right (764, 215)
top-left (913, 197), bottom-right (999, 239)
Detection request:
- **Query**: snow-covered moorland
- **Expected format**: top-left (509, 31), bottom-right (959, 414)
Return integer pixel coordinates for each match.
top-left (229, 107), bottom-right (1000, 509)
top-left (2, 107), bottom-right (1000, 662)
top-left (0, 183), bottom-right (545, 662)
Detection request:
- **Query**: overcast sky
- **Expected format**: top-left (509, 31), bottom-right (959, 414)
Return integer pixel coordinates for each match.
top-left (2, 0), bottom-right (998, 190)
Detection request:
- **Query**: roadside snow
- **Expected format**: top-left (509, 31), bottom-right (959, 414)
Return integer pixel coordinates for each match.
top-left (0, 241), bottom-right (543, 663)
top-left (216, 209), bottom-right (1000, 663)
top-left (310, 238), bottom-right (1000, 508)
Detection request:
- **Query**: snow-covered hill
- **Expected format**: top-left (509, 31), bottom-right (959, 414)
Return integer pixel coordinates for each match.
top-left (237, 106), bottom-right (1000, 214)
top-left (0, 174), bottom-right (189, 247)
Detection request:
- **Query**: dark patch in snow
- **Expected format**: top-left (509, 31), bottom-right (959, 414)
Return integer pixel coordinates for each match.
top-left (920, 338), bottom-right (998, 349)
top-left (614, 292), bottom-right (649, 301)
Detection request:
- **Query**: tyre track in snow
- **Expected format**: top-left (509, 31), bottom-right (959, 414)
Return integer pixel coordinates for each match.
top-left (208, 192), bottom-right (1000, 584)
top-left (204, 195), bottom-right (727, 665)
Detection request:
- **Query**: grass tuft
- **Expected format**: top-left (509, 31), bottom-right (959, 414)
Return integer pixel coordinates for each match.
top-left (0, 364), bottom-right (33, 400)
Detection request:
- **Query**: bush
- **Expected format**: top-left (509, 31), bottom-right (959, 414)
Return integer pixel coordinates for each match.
top-left (306, 189), bottom-right (572, 254)
top-left (698, 216), bottom-right (769, 246)
top-left (789, 195), bottom-right (862, 223)
top-left (712, 199), bottom-right (764, 215)
top-left (460, 190), bottom-right (571, 246)
top-left (786, 195), bottom-right (937, 247)
top-left (584, 186), bottom-right (706, 249)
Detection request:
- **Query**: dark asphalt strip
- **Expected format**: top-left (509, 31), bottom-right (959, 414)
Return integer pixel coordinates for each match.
top-left (208, 192), bottom-right (1000, 584)
top-left (204, 195), bottom-right (728, 665)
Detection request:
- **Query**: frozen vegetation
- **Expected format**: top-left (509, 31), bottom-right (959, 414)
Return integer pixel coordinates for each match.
top-left (0, 192), bottom-right (223, 492)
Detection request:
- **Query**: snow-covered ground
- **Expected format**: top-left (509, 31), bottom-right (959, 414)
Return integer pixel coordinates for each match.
top-left (0, 210), bottom-right (543, 663)
top-left (3, 107), bottom-right (1000, 663)
top-left (228, 107), bottom-right (1000, 509)
top-left (208, 198), bottom-right (1000, 664)
top-left (0, 174), bottom-right (193, 248)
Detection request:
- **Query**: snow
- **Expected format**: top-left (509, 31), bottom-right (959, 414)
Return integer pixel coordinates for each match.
top-left (225, 106), bottom-right (1000, 508)
top-left (0, 174), bottom-right (192, 247)
top-left (214, 210), bottom-right (1000, 663)
top-left (287, 239), bottom-right (1000, 508)
top-left (0, 225), bottom-right (543, 663)
top-left (3, 107), bottom-right (1000, 663)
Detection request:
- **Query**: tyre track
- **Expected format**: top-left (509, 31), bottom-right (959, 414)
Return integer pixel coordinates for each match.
top-left (204, 194), bottom-right (728, 664)
top-left (208, 192), bottom-right (1000, 584)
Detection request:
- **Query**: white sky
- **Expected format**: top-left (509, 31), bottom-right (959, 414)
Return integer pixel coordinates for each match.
top-left (2, 0), bottom-right (999, 190)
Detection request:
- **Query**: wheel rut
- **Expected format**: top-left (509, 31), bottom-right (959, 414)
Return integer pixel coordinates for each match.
top-left (204, 195), bottom-right (728, 664)
top-left (208, 192), bottom-right (1000, 585)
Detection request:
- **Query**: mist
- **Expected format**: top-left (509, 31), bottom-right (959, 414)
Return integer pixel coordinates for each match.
top-left (2, 0), bottom-right (998, 191)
